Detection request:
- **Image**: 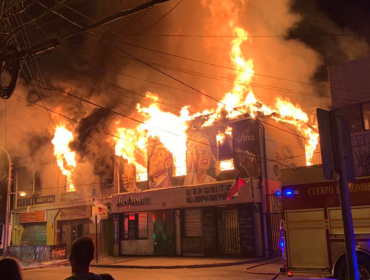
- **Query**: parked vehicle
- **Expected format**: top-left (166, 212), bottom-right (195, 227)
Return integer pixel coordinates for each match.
top-left (280, 165), bottom-right (370, 280)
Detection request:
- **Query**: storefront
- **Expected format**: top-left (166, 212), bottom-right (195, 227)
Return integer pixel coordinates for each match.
top-left (56, 206), bottom-right (92, 255)
top-left (17, 210), bottom-right (47, 246)
top-left (112, 179), bottom-right (263, 257)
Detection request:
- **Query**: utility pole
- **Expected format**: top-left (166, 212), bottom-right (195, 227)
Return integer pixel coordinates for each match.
top-left (0, 146), bottom-right (11, 257)
top-left (317, 109), bottom-right (359, 280)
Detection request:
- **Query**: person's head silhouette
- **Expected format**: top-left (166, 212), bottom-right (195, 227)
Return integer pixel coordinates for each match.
top-left (0, 257), bottom-right (23, 280)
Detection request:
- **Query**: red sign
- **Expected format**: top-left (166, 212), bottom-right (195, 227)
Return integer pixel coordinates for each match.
top-left (282, 177), bottom-right (370, 211)
top-left (19, 210), bottom-right (46, 223)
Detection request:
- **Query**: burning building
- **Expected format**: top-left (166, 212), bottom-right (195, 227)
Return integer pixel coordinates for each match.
top-left (2, 0), bottom-right (350, 260)
top-left (110, 105), bottom-right (315, 257)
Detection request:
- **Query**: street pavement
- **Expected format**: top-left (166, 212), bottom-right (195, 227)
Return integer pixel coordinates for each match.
top-left (18, 256), bottom-right (334, 280)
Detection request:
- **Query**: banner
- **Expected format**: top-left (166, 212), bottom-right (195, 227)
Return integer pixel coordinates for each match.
top-left (19, 211), bottom-right (46, 223)
top-left (232, 119), bottom-right (261, 178)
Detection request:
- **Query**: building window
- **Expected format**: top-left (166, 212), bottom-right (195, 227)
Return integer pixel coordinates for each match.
top-left (122, 213), bottom-right (148, 240)
top-left (184, 209), bottom-right (202, 237)
top-left (363, 103), bottom-right (370, 130)
top-left (33, 172), bottom-right (42, 196)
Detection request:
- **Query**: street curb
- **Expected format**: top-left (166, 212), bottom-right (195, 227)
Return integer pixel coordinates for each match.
top-left (22, 259), bottom-right (70, 270)
top-left (91, 258), bottom-right (268, 269)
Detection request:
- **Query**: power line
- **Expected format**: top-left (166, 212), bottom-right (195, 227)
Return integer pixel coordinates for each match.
top-left (16, 84), bottom-right (310, 167)
top-left (66, 44), bottom-right (355, 104)
top-left (38, 27), bottom-right (318, 140)
top-left (126, 32), bottom-right (368, 38)
top-left (103, 40), bottom-right (370, 100)
top-left (134, 0), bottom-right (184, 34)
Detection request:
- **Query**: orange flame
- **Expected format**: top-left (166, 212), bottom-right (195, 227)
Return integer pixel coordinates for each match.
top-left (112, 0), bottom-right (319, 179)
top-left (52, 124), bottom-right (76, 192)
top-left (220, 159), bottom-right (234, 171)
top-left (200, 15), bottom-right (318, 165)
top-left (114, 93), bottom-right (191, 181)
top-left (217, 126), bottom-right (234, 171)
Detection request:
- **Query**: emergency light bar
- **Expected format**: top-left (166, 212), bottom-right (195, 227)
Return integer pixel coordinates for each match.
top-left (283, 188), bottom-right (300, 196)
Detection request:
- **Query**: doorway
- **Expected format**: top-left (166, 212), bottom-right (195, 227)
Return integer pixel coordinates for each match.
top-left (60, 219), bottom-right (89, 255)
top-left (153, 210), bottom-right (176, 256)
top-left (218, 209), bottom-right (240, 255)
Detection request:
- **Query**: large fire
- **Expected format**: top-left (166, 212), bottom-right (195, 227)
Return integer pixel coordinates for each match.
top-left (114, 94), bottom-right (191, 181)
top-left (113, 5), bottom-right (318, 176)
top-left (54, 0), bottom-right (319, 185)
top-left (52, 124), bottom-right (76, 192)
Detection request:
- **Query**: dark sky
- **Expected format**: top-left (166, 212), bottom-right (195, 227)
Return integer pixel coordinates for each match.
top-left (290, 0), bottom-right (370, 81)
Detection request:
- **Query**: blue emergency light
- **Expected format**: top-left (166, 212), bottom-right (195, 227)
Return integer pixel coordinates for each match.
top-left (284, 189), bottom-right (294, 197)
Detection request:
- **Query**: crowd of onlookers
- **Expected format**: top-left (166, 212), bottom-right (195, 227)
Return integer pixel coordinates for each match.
top-left (0, 237), bottom-right (115, 280)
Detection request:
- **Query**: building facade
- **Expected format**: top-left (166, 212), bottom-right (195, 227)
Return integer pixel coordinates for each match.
top-left (7, 159), bottom-right (115, 259)
top-left (111, 116), bottom-right (308, 257)
top-left (2, 113), bottom-right (311, 259)
top-left (328, 55), bottom-right (370, 178)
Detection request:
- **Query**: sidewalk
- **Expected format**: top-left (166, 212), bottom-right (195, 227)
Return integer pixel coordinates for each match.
top-left (13, 255), bottom-right (266, 270)
top-left (14, 255), bottom-right (333, 279)
top-left (90, 255), bottom-right (263, 269)
top-left (20, 259), bottom-right (70, 270)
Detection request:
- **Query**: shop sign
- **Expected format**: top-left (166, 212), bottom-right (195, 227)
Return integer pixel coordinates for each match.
top-left (232, 119), bottom-right (261, 178)
top-left (60, 192), bottom-right (86, 202)
top-left (59, 206), bottom-right (90, 220)
top-left (51, 244), bottom-right (67, 260)
top-left (185, 184), bottom-right (232, 203)
top-left (19, 210), bottom-right (46, 223)
top-left (92, 206), bottom-right (109, 219)
top-left (112, 179), bottom-right (257, 213)
top-left (116, 196), bottom-right (151, 207)
top-left (17, 195), bottom-right (55, 207)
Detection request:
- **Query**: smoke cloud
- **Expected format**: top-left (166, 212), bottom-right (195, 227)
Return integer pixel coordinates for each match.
top-left (0, 0), bottom-right (369, 183)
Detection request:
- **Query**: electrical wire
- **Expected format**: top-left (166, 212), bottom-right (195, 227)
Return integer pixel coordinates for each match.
top-left (10, 1), bottom-right (59, 127)
top-left (77, 38), bottom-right (370, 103)
top-left (126, 32), bottom-right (369, 38)
top-left (6, 1), bottom-right (319, 177)
top-left (15, 89), bottom-right (310, 170)
top-left (68, 46), bottom-right (361, 105)
top-left (133, 0), bottom-right (183, 34)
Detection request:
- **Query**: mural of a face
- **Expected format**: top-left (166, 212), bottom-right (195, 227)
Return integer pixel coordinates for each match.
top-left (191, 142), bottom-right (212, 171)
top-left (122, 163), bottom-right (137, 192)
top-left (148, 144), bottom-right (172, 178)
top-left (184, 133), bottom-right (217, 186)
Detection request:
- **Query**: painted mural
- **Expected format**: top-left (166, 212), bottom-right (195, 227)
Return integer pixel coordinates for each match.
top-left (184, 132), bottom-right (219, 185)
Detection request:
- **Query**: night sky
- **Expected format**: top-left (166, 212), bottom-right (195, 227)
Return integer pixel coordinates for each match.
top-left (290, 0), bottom-right (370, 81)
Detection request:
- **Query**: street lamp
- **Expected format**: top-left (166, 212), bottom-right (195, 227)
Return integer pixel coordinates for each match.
top-left (0, 145), bottom-right (11, 257)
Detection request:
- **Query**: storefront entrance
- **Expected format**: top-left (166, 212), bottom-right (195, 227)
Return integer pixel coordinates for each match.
top-left (218, 209), bottom-right (240, 255)
top-left (153, 210), bottom-right (175, 256)
top-left (59, 219), bottom-right (90, 255)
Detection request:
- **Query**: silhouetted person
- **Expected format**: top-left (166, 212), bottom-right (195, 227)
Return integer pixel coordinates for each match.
top-left (0, 257), bottom-right (23, 280)
top-left (65, 237), bottom-right (114, 280)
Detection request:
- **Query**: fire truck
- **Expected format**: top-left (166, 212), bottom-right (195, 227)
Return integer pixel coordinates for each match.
top-left (280, 165), bottom-right (370, 280)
